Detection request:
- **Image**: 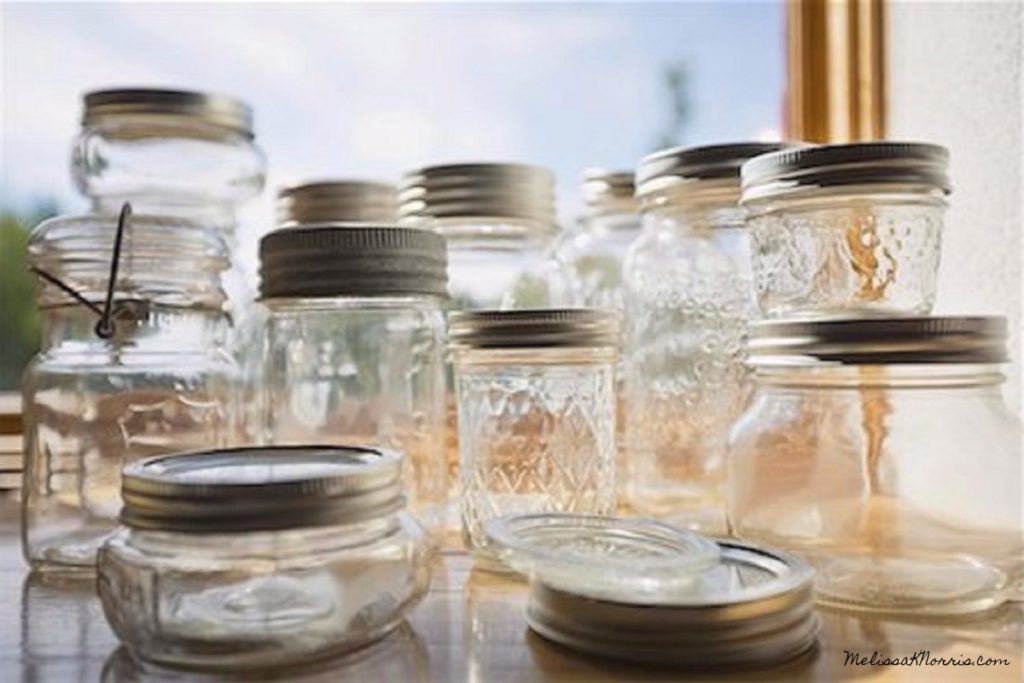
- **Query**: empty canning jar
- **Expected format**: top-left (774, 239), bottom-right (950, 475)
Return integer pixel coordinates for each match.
top-left (729, 317), bottom-right (1023, 615)
top-left (277, 180), bottom-right (400, 225)
top-left (259, 225), bottom-right (449, 532)
top-left (623, 142), bottom-right (786, 532)
top-left (741, 142), bottom-right (949, 318)
top-left (450, 310), bottom-right (618, 564)
top-left (398, 162), bottom-right (573, 310)
top-left (22, 212), bottom-right (236, 571)
top-left (97, 446), bottom-right (434, 670)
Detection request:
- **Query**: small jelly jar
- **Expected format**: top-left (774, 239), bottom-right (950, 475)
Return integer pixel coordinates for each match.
top-left (741, 142), bottom-right (949, 318)
top-left (97, 446), bottom-right (434, 671)
top-left (729, 317), bottom-right (1023, 615)
top-left (449, 310), bottom-right (619, 563)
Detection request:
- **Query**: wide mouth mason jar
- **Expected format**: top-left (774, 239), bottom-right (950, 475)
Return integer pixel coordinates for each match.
top-left (97, 446), bottom-right (434, 671)
top-left (277, 180), bottom-right (399, 225)
top-left (740, 142), bottom-right (950, 319)
top-left (728, 317), bottom-right (1023, 616)
top-left (449, 309), bottom-right (619, 566)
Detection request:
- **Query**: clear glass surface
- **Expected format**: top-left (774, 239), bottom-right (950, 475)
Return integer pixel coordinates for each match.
top-left (556, 211), bottom-right (641, 313)
top-left (455, 348), bottom-right (617, 564)
top-left (728, 363), bottom-right (1024, 615)
top-left (97, 513), bottom-right (433, 670)
top-left (260, 297), bottom-right (447, 532)
top-left (623, 187), bottom-right (754, 532)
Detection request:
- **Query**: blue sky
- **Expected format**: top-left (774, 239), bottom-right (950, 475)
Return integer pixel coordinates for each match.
top-left (1, 2), bottom-right (783, 223)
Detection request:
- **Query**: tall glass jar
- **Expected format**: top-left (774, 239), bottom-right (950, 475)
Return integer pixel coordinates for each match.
top-left (277, 180), bottom-right (399, 225)
top-left (22, 213), bottom-right (236, 572)
top-left (450, 310), bottom-right (619, 565)
top-left (259, 225), bottom-right (449, 532)
top-left (741, 142), bottom-right (949, 318)
top-left (398, 162), bottom-right (573, 310)
top-left (729, 317), bottom-right (1023, 615)
top-left (623, 142), bottom-right (786, 532)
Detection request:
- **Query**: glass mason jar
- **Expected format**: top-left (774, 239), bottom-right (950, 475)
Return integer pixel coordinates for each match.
top-left (450, 310), bottom-right (619, 564)
top-left (259, 225), bottom-right (449, 532)
top-left (22, 213), bottom-right (236, 572)
top-left (398, 162), bottom-right (574, 310)
top-left (97, 446), bottom-right (434, 671)
top-left (277, 180), bottom-right (400, 226)
top-left (729, 317), bottom-right (1023, 616)
top-left (741, 142), bottom-right (949, 319)
top-left (623, 142), bottom-right (786, 533)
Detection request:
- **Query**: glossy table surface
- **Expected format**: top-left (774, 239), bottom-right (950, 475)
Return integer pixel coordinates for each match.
top-left (1, 502), bottom-right (1021, 683)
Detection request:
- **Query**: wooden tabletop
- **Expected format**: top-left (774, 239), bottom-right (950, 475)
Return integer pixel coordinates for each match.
top-left (0, 501), bottom-right (1019, 682)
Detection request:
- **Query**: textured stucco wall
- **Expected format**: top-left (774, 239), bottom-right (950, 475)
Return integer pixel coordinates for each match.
top-left (888, 1), bottom-right (1023, 413)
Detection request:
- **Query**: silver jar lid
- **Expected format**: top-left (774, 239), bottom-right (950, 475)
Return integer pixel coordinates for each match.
top-left (120, 445), bottom-right (405, 532)
top-left (636, 142), bottom-right (791, 199)
top-left (741, 141), bottom-right (951, 202)
top-left (749, 316), bottom-right (1008, 366)
top-left (398, 162), bottom-right (557, 233)
top-left (449, 309), bottom-right (620, 349)
top-left (259, 225), bottom-right (448, 299)
top-left (277, 180), bottom-right (399, 225)
top-left (83, 88), bottom-right (254, 138)
top-left (581, 169), bottom-right (638, 218)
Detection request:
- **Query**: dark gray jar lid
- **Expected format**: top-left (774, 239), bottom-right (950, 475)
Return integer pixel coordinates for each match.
top-left (83, 88), bottom-right (253, 138)
top-left (449, 309), bottom-right (620, 350)
top-left (259, 224), bottom-right (448, 299)
top-left (277, 180), bottom-right (399, 225)
top-left (637, 142), bottom-right (793, 198)
top-left (120, 445), bottom-right (405, 533)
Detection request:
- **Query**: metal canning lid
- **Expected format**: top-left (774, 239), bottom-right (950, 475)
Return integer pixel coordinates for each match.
top-left (120, 445), bottom-right (405, 533)
top-left (485, 514), bottom-right (721, 602)
top-left (83, 88), bottom-right (254, 138)
top-left (749, 316), bottom-right (1008, 366)
top-left (277, 180), bottom-right (399, 225)
top-left (636, 142), bottom-right (792, 198)
top-left (581, 169), bottom-right (637, 217)
top-left (259, 224), bottom-right (448, 299)
top-left (741, 141), bottom-right (951, 203)
top-left (449, 309), bottom-right (620, 350)
top-left (398, 162), bottom-right (557, 233)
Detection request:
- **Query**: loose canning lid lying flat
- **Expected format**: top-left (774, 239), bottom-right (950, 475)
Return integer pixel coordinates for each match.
top-left (484, 513), bottom-right (721, 603)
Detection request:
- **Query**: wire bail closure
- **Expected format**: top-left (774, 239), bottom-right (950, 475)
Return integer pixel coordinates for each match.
top-left (30, 202), bottom-right (137, 340)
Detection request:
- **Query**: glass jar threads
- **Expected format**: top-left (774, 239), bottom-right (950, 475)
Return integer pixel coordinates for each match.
top-left (97, 446), bottom-right (434, 670)
top-left (398, 162), bottom-right (572, 310)
top-left (450, 310), bottom-right (619, 562)
top-left (277, 180), bottom-right (400, 225)
top-left (259, 225), bottom-right (449, 531)
top-left (729, 317), bottom-right (1023, 615)
top-left (22, 212), bottom-right (236, 571)
top-left (623, 142), bottom-right (786, 532)
top-left (741, 142), bottom-right (949, 318)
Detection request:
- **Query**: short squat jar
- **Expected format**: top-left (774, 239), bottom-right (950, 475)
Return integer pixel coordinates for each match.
top-left (22, 213), bottom-right (236, 571)
top-left (741, 142), bottom-right (949, 318)
top-left (729, 317), bottom-right (1023, 616)
top-left (259, 225), bottom-right (449, 532)
top-left (450, 310), bottom-right (619, 563)
top-left (97, 446), bottom-right (434, 671)
top-left (623, 142), bottom-right (785, 532)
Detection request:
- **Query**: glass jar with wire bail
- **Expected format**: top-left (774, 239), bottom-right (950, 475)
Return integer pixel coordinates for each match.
top-left (97, 445), bottom-right (434, 671)
top-left (622, 142), bottom-right (787, 533)
top-left (740, 142), bottom-right (950, 318)
top-left (398, 162), bottom-right (575, 310)
top-left (259, 225), bottom-right (449, 533)
top-left (449, 310), bottom-right (619, 565)
top-left (277, 180), bottom-right (400, 226)
top-left (729, 317), bottom-right (1023, 615)
top-left (22, 208), bottom-right (236, 572)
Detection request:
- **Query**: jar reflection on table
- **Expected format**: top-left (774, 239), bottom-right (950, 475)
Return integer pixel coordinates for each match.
top-left (623, 142), bottom-right (786, 533)
top-left (22, 214), bottom-right (235, 572)
top-left (729, 317), bottom-right (1023, 616)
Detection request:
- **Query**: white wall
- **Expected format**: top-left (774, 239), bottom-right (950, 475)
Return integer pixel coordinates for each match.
top-left (888, 0), bottom-right (1023, 413)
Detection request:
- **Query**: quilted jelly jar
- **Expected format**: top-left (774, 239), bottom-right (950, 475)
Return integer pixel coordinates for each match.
top-left (97, 446), bottom-right (434, 671)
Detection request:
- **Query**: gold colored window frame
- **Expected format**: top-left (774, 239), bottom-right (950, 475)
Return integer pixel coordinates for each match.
top-left (785, 0), bottom-right (886, 143)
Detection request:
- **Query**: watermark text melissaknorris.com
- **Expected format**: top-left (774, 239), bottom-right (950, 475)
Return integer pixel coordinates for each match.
top-left (844, 650), bottom-right (1011, 668)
